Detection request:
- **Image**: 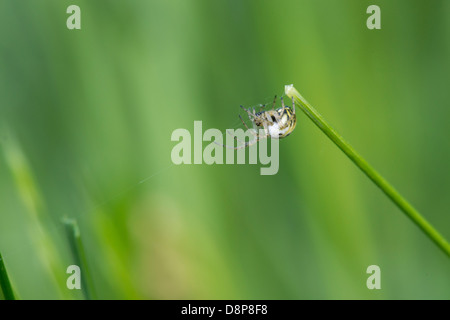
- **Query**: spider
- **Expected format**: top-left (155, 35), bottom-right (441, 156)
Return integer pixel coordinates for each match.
top-left (217, 95), bottom-right (297, 149)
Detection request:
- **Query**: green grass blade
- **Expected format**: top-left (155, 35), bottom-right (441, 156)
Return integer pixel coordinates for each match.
top-left (285, 84), bottom-right (450, 258)
top-left (2, 128), bottom-right (70, 298)
top-left (63, 218), bottom-right (97, 300)
top-left (0, 252), bottom-right (16, 300)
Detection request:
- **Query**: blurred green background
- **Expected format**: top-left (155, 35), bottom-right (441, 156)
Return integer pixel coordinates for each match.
top-left (1, 0), bottom-right (449, 299)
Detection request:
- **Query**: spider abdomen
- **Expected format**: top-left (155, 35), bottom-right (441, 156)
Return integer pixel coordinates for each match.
top-left (261, 107), bottom-right (297, 139)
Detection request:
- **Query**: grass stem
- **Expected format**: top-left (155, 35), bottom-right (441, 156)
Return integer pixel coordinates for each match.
top-left (285, 84), bottom-right (450, 258)
top-left (63, 218), bottom-right (97, 299)
top-left (0, 252), bottom-right (16, 300)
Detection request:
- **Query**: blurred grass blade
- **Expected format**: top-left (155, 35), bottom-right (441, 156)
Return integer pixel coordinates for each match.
top-left (0, 252), bottom-right (16, 300)
top-left (1, 128), bottom-right (69, 298)
top-left (63, 218), bottom-right (97, 300)
top-left (285, 84), bottom-right (450, 258)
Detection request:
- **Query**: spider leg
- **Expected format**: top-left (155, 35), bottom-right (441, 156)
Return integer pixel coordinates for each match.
top-left (213, 131), bottom-right (247, 149)
top-left (227, 129), bottom-right (246, 144)
top-left (280, 96), bottom-right (286, 114)
top-left (227, 128), bottom-right (261, 147)
top-left (242, 138), bottom-right (258, 149)
top-left (235, 132), bottom-right (268, 149)
top-left (214, 133), bottom-right (254, 150)
top-left (214, 130), bottom-right (269, 150)
top-left (240, 105), bottom-right (256, 119)
top-left (291, 95), bottom-right (296, 114)
top-left (272, 95), bottom-right (277, 110)
top-left (275, 113), bottom-right (281, 122)
top-left (241, 104), bottom-right (265, 122)
top-left (246, 132), bottom-right (270, 148)
top-left (259, 104), bottom-right (265, 113)
top-left (241, 104), bottom-right (265, 129)
top-left (214, 140), bottom-right (245, 150)
top-left (251, 108), bottom-right (258, 130)
top-left (238, 115), bottom-right (258, 137)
